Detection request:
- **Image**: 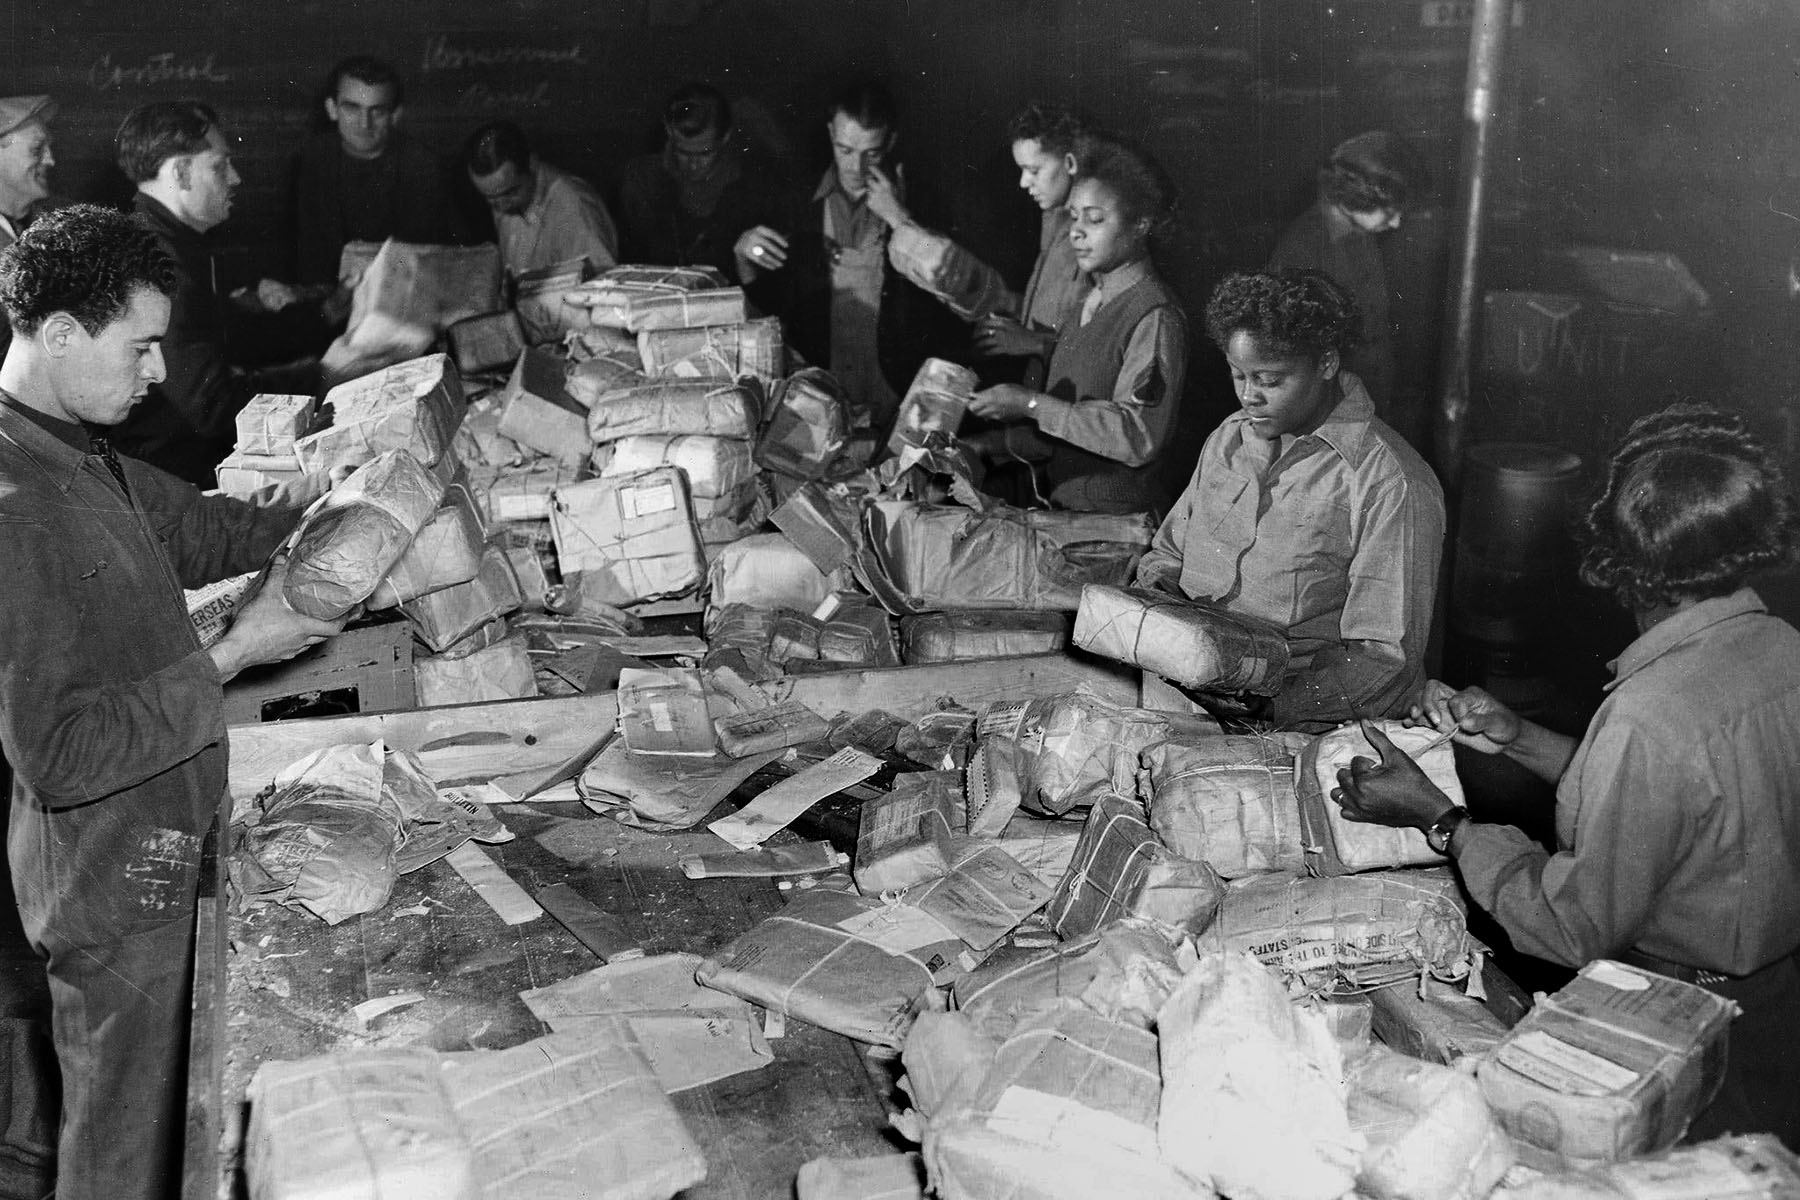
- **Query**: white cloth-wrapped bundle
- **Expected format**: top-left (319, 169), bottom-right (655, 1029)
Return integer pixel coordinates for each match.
top-left (888, 357), bottom-right (977, 455)
top-left (1348, 1045), bottom-right (1514, 1200)
top-left (638, 316), bottom-right (783, 382)
top-left (1157, 951), bottom-right (1360, 1200)
top-left (1073, 584), bottom-right (1291, 696)
top-left (496, 348), bottom-right (591, 467)
top-left (585, 380), bottom-right (758, 443)
top-left (1140, 732), bottom-right (1312, 878)
top-left (591, 434), bottom-right (754, 498)
top-left (286, 450), bottom-right (445, 619)
top-left (705, 532), bottom-right (850, 613)
top-left (1296, 721), bottom-right (1464, 874)
top-left (235, 393), bottom-right (313, 455)
top-left (550, 469), bottom-right (705, 606)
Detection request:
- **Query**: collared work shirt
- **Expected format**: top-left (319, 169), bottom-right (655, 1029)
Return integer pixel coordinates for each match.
top-left (1136, 375), bottom-right (1444, 726)
top-left (1455, 589), bottom-right (1800, 976)
top-left (817, 167), bottom-right (900, 425)
top-left (495, 160), bottom-right (619, 277)
top-left (1034, 258), bottom-right (1185, 472)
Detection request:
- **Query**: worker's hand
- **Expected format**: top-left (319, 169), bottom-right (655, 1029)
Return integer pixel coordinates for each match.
top-left (733, 226), bottom-right (789, 281)
top-left (974, 313), bottom-right (1052, 359)
top-left (1406, 680), bottom-right (1520, 756)
top-left (1333, 722), bottom-right (1456, 830)
top-left (208, 554), bottom-right (349, 683)
top-left (257, 278), bottom-right (302, 312)
top-left (863, 163), bottom-right (911, 229)
top-left (968, 383), bottom-right (1038, 421)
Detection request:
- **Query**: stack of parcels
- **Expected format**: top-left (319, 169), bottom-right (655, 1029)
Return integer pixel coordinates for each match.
top-left (561, 264), bottom-right (731, 331)
top-left (245, 1024), bottom-right (707, 1200)
top-left (216, 393), bottom-right (314, 494)
top-left (295, 353), bottom-right (465, 476)
top-left (562, 263), bottom-right (778, 381)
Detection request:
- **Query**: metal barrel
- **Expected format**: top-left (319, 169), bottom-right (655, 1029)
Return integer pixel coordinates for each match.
top-left (1451, 442), bottom-right (1585, 646)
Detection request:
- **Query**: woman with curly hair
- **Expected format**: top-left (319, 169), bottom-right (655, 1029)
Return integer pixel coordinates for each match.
top-left (1334, 404), bottom-right (1800, 1146)
top-left (1135, 267), bottom-right (1445, 729)
top-left (967, 137), bottom-right (1187, 513)
top-left (1268, 130), bottom-right (1422, 417)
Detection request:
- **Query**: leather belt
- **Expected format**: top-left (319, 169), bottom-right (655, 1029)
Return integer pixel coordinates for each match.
top-left (1619, 948), bottom-right (1739, 987)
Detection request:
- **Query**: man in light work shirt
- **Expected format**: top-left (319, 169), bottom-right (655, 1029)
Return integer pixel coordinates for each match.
top-left (464, 120), bottom-right (618, 276)
top-left (0, 204), bottom-right (345, 1200)
top-left (1138, 269), bottom-right (1444, 728)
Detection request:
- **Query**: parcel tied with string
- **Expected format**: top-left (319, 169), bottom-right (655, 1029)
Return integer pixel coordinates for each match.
top-left (1073, 584), bottom-right (1291, 696)
top-left (550, 468), bottom-right (706, 606)
top-left (1139, 731), bottom-right (1312, 878)
top-left (1042, 794), bottom-right (1225, 939)
top-left (1295, 720), bottom-right (1465, 875)
top-left (285, 449), bottom-right (446, 620)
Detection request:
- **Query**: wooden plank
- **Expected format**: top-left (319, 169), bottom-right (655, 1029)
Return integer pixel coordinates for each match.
top-left (181, 820), bottom-right (229, 1200)
top-left (227, 653), bottom-right (1136, 801)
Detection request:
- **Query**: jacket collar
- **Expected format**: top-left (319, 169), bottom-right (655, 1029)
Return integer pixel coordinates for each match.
top-left (0, 398), bottom-right (99, 493)
top-left (1223, 371), bottom-right (1377, 471)
top-left (1606, 588), bottom-right (1768, 690)
top-left (132, 190), bottom-right (206, 248)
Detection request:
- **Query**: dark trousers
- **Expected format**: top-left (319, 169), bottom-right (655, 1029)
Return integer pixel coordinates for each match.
top-left (1688, 954), bottom-right (1800, 1150)
top-left (37, 916), bottom-right (194, 1200)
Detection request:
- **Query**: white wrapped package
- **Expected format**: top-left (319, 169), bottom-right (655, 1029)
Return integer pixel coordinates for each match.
top-left (592, 434), bottom-right (754, 499)
top-left (888, 357), bottom-right (976, 455)
top-left (215, 452), bottom-right (305, 496)
top-left (565, 264), bottom-right (730, 329)
top-left (368, 486), bottom-right (487, 609)
top-left (1348, 1045), bottom-right (1513, 1200)
top-left (705, 532), bottom-right (850, 612)
top-left (479, 459), bottom-right (582, 523)
top-left (235, 393), bottom-right (313, 455)
top-left (297, 354), bottom-right (464, 473)
top-left (1157, 951), bottom-right (1360, 1200)
top-left (401, 546), bottom-right (522, 653)
top-left (1140, 732), bottom-right (1312, 878)
top-left (623, 286), bottom-right (747, 333)
top-left (638, 316), bottom-right (783, 382)
top-left (551, 468), bottom-right (705, 606)
top-left (286, 450), bottom-right (445, 619)
top-left (585, 380), bottom-right (758, 443)
top-left (496, 348), bottom-right (590, 467)
top-left (246, 1048), bottom-right (475, 1200)
top-left (415, 634), bottom-right (536, 707)
top-left (565, 350), bottom-right (648, 408)
top-left (1296, 721), bottom-right (1465, 874)
top-left (1073, 584), bottom-right (1291, 696)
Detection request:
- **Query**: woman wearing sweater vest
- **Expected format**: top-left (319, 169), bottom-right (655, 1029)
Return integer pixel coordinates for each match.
top-left (966, 139), bottom-right (1188, 515)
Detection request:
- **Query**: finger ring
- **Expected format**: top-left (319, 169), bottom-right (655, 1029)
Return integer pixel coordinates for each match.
top-left (752, 246), bottom-right (765, 258)
top-left (1331, 788), bottom-right (1344, 802)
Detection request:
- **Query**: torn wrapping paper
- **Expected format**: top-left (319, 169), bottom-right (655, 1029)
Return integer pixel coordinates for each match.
top-left (285, 449), bottom-right (446, 619)
top-left (1139, 731), bottom-right (1312, 879)
top-left (888, 357), bottom-right (977, 456)
top-left (696, 885), bottom-right (970, 1047)
top-left (756, 368), bottom-right (852, 481)
top-left (297, 353), bottom-right (465, 473)
top-left (579, 741), bottom-right (783, 830)
top-left (519, 953), bottom-right (773, 1093)
top-left (1296, 721), bottom-right (1465, 874)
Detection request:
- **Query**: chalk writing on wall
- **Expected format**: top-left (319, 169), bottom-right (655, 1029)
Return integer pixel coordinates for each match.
top-left (88, 52), bottom-right (232, 91)
top-left (420, 35), bottom-right (588, 73)
top-left (457, 81), bottom-right (553, 111)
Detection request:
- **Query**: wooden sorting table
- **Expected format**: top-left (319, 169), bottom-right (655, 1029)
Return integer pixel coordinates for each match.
top-left (184, 654), bottom-right (1137, 1200)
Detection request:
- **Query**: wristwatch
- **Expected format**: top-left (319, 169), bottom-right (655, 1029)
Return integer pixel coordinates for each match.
top-left (1425, 807), bottom-right (1471, 855)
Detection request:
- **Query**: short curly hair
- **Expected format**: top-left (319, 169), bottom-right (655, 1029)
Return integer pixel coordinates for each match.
top-left (0, 204), bottom-right (177, 337)
top-left (1319, 130), bottom-right (1422, 214)
top-left (1204, 268), bottom-right (1362, 362)
top-left (1076, 137), bottom-right (1177, 235)
top-left (1007, 103), bottom-right (1088, 158)
top-left (1580, 405), bottom-right (1797, 611)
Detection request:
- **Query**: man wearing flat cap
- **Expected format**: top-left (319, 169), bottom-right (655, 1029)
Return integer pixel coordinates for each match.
top-left (0, 95), bottom-right (57, 252)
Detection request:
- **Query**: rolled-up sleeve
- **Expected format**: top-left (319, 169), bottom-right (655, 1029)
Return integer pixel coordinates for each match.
top-left (1034, 307), bottom-right (1186, 468)
top-left (1454, 720), bottom-right (1687, 966)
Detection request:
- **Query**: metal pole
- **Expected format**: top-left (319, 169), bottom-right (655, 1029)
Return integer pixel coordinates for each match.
top-left (1434, 0), bottom-right (1513, 485)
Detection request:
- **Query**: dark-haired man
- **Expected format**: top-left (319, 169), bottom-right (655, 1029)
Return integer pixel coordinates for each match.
top-left (294, 57), bottom-right (468, 286)
top-left (465, 120), bottom-right (617, 276)
top-left (0, 204), bottom-right (345, 1200)
top-left (116, 100), bottom-right (326, 486)
top-left (617, 82), bottom-right (788, 291)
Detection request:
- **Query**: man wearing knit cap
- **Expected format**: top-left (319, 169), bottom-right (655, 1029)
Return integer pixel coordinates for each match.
top-left (0, 96), bottom-right (57, 252)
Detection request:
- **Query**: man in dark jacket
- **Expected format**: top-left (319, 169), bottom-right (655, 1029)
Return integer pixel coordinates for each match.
top-left (0, 204), bottom-right (345, 1200)
top-left (114, 101), bottom-right (326, 487)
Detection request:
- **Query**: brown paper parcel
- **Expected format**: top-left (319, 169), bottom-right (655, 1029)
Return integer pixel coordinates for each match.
top-left (285, 449), bottom-right (445, 619)
top-left (1043, 794), bottom-right (1224, 939)
top-left (1073, 583), bottom-right (1291, 696)
top-left (1140, 731), bottom-right (1312, 878)
top-left (550, 468), bottom-right (705, 606)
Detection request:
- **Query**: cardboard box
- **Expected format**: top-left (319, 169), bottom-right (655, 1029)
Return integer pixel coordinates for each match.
top-left (367, 485), bottom-right (487, 609)
top-left (222, 620), bottom-right (416, 725)
top-left (1479, 960), bottom-right (1738, 1169)
top-left (235, 393), bottom-right (314, 455)
top-left (585, 380), bottom-right (758, 443)
top-left (414, 633), bottom-right (536, 707)
top-left (401, 545), bottom-right (523, 653)
top-left (550, 468), bottom-right (705, 606)
top-left (1043, 795), bottom-right (1223, 939)
top-left (496, 348), bottom-right (590, 467)
top-left (285, 450), bottom-right (445, 619)
top-left (1073, 584), bottom-right (1291, 696)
